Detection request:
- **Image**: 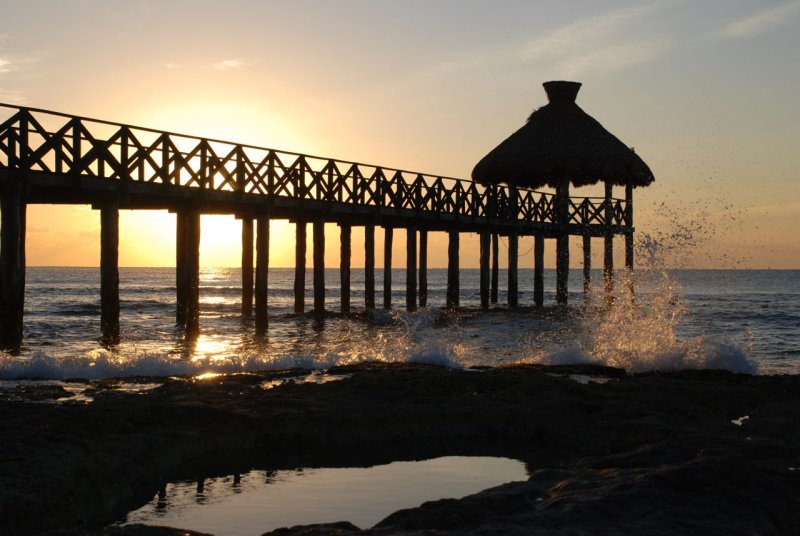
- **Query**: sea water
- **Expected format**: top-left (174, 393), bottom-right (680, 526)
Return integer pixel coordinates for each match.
top-left (0, 267), bottom-right (797, 378)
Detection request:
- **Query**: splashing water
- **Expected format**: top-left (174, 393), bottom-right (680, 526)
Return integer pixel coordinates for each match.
top-left (538, 230), bottom-right (758, 374)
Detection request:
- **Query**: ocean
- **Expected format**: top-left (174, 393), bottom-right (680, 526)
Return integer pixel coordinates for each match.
top-left (1, 267), bottom-right (798, 378)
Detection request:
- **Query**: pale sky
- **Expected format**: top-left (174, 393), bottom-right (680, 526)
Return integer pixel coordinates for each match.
top-left (1, 0), bottom-right (798, 268)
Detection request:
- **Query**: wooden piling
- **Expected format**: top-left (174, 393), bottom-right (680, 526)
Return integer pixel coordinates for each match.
top-left (241, 218), bottom-right (254, 317)
top-left (625, 183), bottom-right (634, 298)
top-left (406, 226), bottom-right (417, 311)
top-left (340, 223), bottom-right (351, 314)
top-left (100, 204), bottom-right (120, 344)
top-left (365, 224), bottom-right (375, 309)
top-left (583, 233), bottom-right (591, 297)
top-left (534, 232), bottom-right (544, 306)
top-left (508, 232), bottom-right (518, 308)
top-left (255, 214), bottom-right (269, 334)
top-left (447, 229), bottom-right (460, 308)
top-left (313, 219), bottom-right (325, 317)
top-left (491, 233), bottom-right (499, 304)
top-left (175, 212), bottom-right (187, 326)
top-left (604, 180), bottom-right (614, 303)
top-left (419, 229), bottom-right (428, 308)
top-left (479, 231), bottom-right (490, 309)
top-left (0, 191), bottom-right (26, 353)
top-left (294, 221), bottom-right (306, 314)
top-left (556, 178), bottom-right (570, 305)
top-left (185, 210), bottom-right (201, 333)
top-left (383, 226), bottom-right (393, 309)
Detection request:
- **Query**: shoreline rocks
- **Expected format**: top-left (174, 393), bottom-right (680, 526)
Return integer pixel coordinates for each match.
top-left (1, 363), bottom-right (799, 535)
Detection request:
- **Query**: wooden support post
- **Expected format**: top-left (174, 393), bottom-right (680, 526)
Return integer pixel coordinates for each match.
top-left (294, 221), bottom-right (306, 314)
top-left (534, 232), bottom-right (544, 306)
top-left (406, 225), bottom-right (417, 311)
top-left (0, 192), bottom-right (26, 353)
top-left (383, 226), bottom-right (393, 309)
top-left (185, 210), bottom-right (201, 334)
top-left (491, 233), bottom-right (499, 304)
top-left (479, 231), bottom-right (490, 309)
top-left (313, 219), bottom-right (325, 317)
top-left (508, 232), bottom-right (518, 308)
top-left (583, 233), bottom-right (592, 298)
top-left (100, 204), bottom-right (120, 345)
top-left (241, 218), bottom-right (253, 317)
top-left (604, 180), bottom-right (614, 304)
top-left (419, 229), bottom-right (428, 308)
top-left (556, 178), bottom-right (570, 305)
top-left (175, 212), bottom-right (187, 326)
top-left (254, 214), bottom-right (269, 334)
top-left (365, 224), bottom-right (375, 309)
top-left (625, 183), bottom-right (634, 298)
top-left (446, 229), bottom-right (460, 308)
top-left (340, 223), bottom-right (351, 315)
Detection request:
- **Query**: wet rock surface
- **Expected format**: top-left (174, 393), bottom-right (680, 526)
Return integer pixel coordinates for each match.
top-left (1, 363), bottom-right (799, 535)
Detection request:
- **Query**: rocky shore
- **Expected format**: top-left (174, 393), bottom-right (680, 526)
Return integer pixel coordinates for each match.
top-left (1, 363), bottom-right (799, 535)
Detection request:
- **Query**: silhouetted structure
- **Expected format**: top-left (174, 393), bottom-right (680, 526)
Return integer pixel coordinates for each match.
top-left (0, 86), bottom-right (646, 351)
top-left (473, 81), bottom-right (654, 304)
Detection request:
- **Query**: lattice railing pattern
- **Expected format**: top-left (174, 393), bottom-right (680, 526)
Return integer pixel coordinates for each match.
top-left (0, 105), bottom-right (630, 226)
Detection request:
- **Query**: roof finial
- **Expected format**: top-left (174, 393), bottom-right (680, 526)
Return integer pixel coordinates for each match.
top-left (543, 81), bottom-right (582, 103)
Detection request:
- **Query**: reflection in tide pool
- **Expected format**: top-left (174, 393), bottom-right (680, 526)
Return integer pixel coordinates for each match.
top-left (121, 456), bottom-right (529, 534)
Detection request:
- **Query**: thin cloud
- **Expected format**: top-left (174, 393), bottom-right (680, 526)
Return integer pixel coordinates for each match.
top-left (556, 40), bottom-right (669, 78)
top-left (214, 59), bottom-right (246, 71)
top-left (518, 4), bottom-right (658, 61)
top-left (0, 87), bottom-right (26, 104)
top-left (0, 53), bottom-right (41, 73)
top-left (425, 3), bottom-right (672, 79)
top-left (720, 0), bottom-right (800, 38)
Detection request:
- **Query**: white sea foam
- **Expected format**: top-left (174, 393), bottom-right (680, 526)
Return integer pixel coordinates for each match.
top-left (0, 309), bottom-right (465, 380)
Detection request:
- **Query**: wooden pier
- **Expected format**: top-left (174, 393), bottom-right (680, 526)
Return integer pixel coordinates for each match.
top-left (0, 103), bottom-right (636, 352)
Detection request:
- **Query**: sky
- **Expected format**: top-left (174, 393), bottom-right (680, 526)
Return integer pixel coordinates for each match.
top-left (1, 0), bottom-right (798, 268)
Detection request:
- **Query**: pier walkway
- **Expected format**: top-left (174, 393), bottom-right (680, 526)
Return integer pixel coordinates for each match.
top-left (0, 104), bottom-right (634, 351)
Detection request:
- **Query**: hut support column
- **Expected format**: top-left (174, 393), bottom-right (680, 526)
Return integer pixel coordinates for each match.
top-left (556, 178), bottom-right (570, 304)
top-left (100, 203), bottom-right (120, 345)
top-left (255, 214), bottom-right (269, 334)
top-left (294, 222), bottom-right (306, 314)
top-left (534, 232), bottom-right (544, 306)
top-left (241, 218), bottom-right (254, 317)
top-left (625, 183), bottom-right (634, 298)
top-left (0, 191), bottom-right (26, 353)
top-left (406, 226), bottom-right (417, 311)
top-left (447, 229), bottom-right (459, 308)
top-left (340, 224), bottom-right (351, 315)
top-left (313, 219), bottom-right (325, 317)
top-left (491, 233), bottom-right (499, 304)
top-left (508, 232), bottom-right (518, 308)
top-left (583, 233), bottom-right (592, 298)
top-left (419, 229), bottom-right (428, 308)
top-left (365, 224), bottom-right (375, 309)
top-left (604, 180), bottom-right (614, 304)
top-left (383, 227), bottom-right (393, 309)
top-left (479, 230), bottom-right (490, 309)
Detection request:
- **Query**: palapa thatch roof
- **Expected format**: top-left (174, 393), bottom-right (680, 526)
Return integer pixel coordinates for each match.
top-left (472, 81), bottom-right (655, 189)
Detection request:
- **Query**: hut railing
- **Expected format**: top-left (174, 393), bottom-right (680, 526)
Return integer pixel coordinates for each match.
top-left (0, 104), bottom-right (628, 227)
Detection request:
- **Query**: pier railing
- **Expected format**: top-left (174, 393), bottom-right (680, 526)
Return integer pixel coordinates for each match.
top-left (0, 104), bottom-right (629, 227)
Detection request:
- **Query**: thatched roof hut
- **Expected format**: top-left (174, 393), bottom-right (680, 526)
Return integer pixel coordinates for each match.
top-left (472, 81), bottom-right (654, 189)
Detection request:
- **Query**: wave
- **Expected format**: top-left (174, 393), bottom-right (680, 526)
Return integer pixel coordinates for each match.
top-left (538, 337), bottom-right (757, 374)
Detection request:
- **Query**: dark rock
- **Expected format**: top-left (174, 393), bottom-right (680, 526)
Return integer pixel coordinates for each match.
top-left (264, 521), bottom-right (362, 535)
top-left (1, 364), bottom-right (799, 535)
